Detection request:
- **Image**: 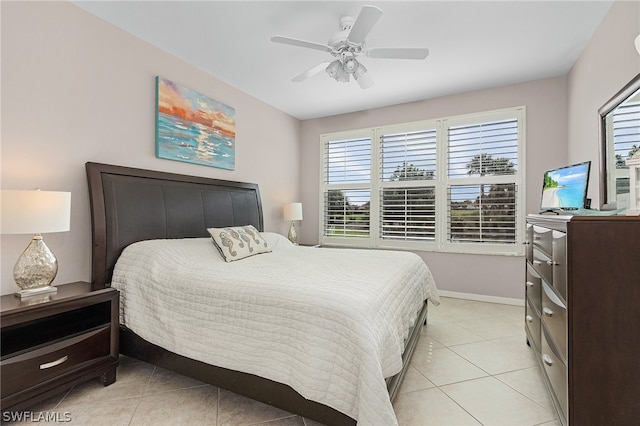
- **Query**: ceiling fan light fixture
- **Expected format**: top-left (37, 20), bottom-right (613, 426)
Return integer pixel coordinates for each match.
top-left (335, 68), bottom-right (350, 83)
top-left (326, 60), bottom-right (342, 78)
top-left (354, 62), bottom-right (373, 89)
top-left (343, 57), bottom-right (359, 74)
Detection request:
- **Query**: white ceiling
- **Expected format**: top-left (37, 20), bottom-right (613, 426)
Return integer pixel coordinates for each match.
top-left (72, 1), bottom-right (613, 120)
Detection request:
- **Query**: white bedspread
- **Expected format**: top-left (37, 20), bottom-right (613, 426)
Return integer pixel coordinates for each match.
top-left (111, 233), bottom-right (439, 425)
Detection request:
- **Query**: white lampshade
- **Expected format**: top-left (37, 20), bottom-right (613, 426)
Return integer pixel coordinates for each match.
top-left (283, 202), bottom-right (303, 221)
top-left (1, 190), bottom-right (71, 234)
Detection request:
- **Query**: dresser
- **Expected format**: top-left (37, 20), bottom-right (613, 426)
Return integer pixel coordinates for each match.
top-left (525, 214), bottom-right (640, 426)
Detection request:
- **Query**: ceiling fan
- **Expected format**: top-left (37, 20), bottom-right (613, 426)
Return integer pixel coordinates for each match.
top-left (271, 5), bottom-right (429, 89)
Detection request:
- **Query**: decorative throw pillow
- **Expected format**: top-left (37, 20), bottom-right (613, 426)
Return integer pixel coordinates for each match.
top-left (207, 225), bottom-right (271, 262)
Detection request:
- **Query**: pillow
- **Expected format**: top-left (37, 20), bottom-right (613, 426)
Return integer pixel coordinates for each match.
top-left (207, 225), bottom-right (271, 262)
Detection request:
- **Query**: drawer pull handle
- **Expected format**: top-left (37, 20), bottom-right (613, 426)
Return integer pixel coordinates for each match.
top-left (526, 315), bottom-right (533, 323)
top-left (543, 354), bottom-right (553, 367)
top-left (525, 281), bottom-right (535, 287)
top-left (533, 260), bottom-right (543, 265)
top-left (40, 355), bottom-right (68, 370)
top-left (543, 307), bottom-right (554, 317)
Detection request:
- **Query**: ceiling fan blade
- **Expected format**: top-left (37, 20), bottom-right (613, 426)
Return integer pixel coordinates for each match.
top-left (366, 47), bottom-right (430, 60)
top-left (292, 61), bottom-right (331, 82)
top-left (271, 36), bottom-right (331, 53)
top-left (347, 5), bottom-right (383, 45)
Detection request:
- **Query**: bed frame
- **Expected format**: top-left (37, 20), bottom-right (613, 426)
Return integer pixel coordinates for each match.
top-left (86, 162), bottom-right (428, 425)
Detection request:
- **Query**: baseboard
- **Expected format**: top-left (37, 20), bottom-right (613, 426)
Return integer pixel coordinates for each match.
top-left (438, 290), bottom-right (524, 306)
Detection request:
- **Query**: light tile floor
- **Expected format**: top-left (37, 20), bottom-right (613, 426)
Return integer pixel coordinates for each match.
top-left (4, 297), bottom-right (561, 425)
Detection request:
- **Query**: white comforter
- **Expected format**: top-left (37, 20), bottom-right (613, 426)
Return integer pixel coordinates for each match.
top-left (111, 233), bottom-right (439, 425)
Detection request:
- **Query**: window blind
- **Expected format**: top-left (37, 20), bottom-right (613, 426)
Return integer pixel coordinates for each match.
top-left (324, 137), bottom-right (371, 184)
top-left (448, 119), bottom-right (518, 178)
top-left (612, 101), bottom-right (640, 169)
top-left (380, 129), bottom-right (437, 181)
top-left (380, 187), bottom-right (436, 241)
top-left (320, 107), bottom-right (524, 254)
top-left (323, 189), bottom-right (370, 238)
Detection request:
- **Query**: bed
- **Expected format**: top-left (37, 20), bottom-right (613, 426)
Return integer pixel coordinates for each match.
top-left (86, 162), bottom-right (439, 425)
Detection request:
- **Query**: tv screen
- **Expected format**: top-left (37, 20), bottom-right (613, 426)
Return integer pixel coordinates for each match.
top-left (540, 161), bottom-right (591, 211)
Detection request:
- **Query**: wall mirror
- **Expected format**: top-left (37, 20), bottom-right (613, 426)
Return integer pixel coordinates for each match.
top-left (599, 73), bottom-right (640, 208)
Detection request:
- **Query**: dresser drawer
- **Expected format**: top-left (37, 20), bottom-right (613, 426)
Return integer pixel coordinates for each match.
top-left (541, 325), bottom-right (567, 420)
top-left (525, 223), bottom-right (533, 263)
top-left (532, 225), bottom-right (552, 256)
top-left (541, 281), bottom-right (567, 361)
top-left (0, 327), bottom-right (110, 398)
top-left (551, 230), bottom-right (567, 300)
top-left (526, 263), bottom-right (542, 314)
top-left (532, 247), bottom-right (553, 286)
top-left (525, 298), bottom-right (541, 351)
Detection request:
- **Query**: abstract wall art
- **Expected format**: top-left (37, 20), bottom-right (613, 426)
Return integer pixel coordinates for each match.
top-left (155, 76), bottom-right (236, 170)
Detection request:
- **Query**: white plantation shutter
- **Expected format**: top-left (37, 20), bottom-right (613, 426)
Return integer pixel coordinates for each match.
top-left (447, 184), bottom-right (517, 244)
top-left (324, 189), bottom-right (370, 238)
top-left (448, 119), bottom-right (518, 178)
top-left (446, 117), bottom-right (520, 245)
top-left (324, 137), bottom-right (371, 184)
top-left (612, 101), bottom-right (640, 164)
top-left (380, 187), bottom-right (436, 241)
top-left (380, 129), bottom-right (437, 180)
top-left (321, 134), bottom-right (372, 239)
top-left (320, 108), bottom-right (524, 254)
top-left (379, 128), bottom-right (437, 241)
top-left (611, 101), bottom-right (640, 195)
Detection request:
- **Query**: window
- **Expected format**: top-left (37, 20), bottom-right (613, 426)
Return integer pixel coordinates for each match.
top-left (320, 108), bottom-right (525, 255)
top-left (608, 100), bottom-right (640, 197)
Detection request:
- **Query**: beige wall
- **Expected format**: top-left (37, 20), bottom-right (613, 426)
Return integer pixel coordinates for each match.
top-left (567, 0), bottom-right (640, 208)
top-left (300, 77), bottom-right (568, 300)
top-left (0, 1), bottom-right (301, 294)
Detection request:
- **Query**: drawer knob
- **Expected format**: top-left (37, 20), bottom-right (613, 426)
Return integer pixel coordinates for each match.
top-left (533, 260), bottom-right (543, 265)
top-left (543, 354), bottom-right (554, 367)
top-left (40, 355), bottom-right (69, 370)
top-left (525, 281), bottom-right (534, 287)
top-left (546, 260), bottom-right (558, 266)
top-left (543, 307), bottom-right (554, 317)
top-left (526, 315), bottom-right (533, 323)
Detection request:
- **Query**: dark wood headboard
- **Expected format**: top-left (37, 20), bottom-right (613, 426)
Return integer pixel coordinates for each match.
top-left (86, 162), bottom-right (263, 289)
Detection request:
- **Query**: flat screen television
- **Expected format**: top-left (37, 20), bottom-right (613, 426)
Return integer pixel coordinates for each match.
top-left (540, 161), bottom-right (591, 212)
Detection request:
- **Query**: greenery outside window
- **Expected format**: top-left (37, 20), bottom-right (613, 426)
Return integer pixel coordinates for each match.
top-left (320, 107), bottom-right (525, 255)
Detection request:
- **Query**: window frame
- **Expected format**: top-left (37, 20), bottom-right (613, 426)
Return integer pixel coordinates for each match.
top-left (319, 107), bottom-right (526, 256)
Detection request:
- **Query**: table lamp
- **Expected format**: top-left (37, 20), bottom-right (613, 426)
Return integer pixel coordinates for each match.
top-left (1, 190), bottom-right (71, 298)
top-left (283, 202), bottom-right (303, 244)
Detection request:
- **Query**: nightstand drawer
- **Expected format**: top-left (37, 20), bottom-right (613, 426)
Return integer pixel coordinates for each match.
top-left (0, 327), bottom-right (110, 398)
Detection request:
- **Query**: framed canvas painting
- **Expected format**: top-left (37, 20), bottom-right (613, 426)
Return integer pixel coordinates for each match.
top-left (155, 76), bottom-right (236, 170)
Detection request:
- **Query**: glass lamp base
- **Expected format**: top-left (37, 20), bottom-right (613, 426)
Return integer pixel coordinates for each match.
top-left (13, 235), bottom-right (59, 293)
top-left (288, 221), bottom-right (298, 245)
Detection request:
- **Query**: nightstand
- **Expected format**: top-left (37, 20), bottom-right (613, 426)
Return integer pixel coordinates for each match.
top-left (0, 282), bottom-right (119, 412)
